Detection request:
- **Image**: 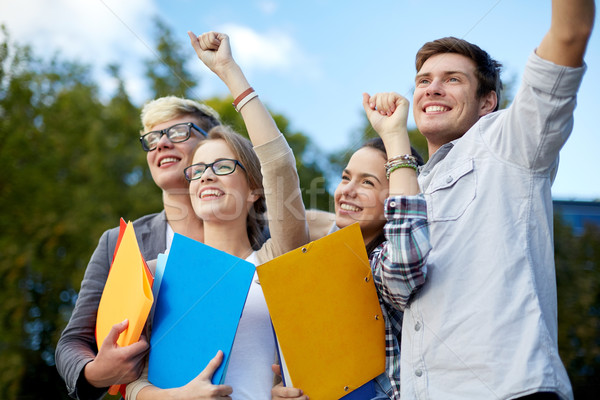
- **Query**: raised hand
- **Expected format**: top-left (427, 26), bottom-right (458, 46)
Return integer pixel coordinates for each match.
top-left (188, 31), bottom-right (238, 81)
top-left (362, 92), bottom-right (411, 157)
top-left (84, 319), bottom-right (149, 387)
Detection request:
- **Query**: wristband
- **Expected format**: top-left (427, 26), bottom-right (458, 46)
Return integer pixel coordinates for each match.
top-left (233, 87), bottom-right (256, 112)
top-left (234, 92), bottom-right (258, 112)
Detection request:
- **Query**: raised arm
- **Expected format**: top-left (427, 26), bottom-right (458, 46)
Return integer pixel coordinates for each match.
top-left (363, 92), bottom-right (430, 310)
top-left (188, 31), bottom-right (280, 146)
top-left (537, 0), bottom-right (595, 67)
top-left (189, 30), bottom-right (309, 256)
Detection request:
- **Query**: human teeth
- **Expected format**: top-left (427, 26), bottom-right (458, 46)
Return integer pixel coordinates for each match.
top-left (425, 105), bottom-right (449, 113)
top-left (201, 190), bottom-right (223, 198)
top-left (341, 203), bottom-right (361, 212)
top-left (159, 157), bottom-right (179, 166)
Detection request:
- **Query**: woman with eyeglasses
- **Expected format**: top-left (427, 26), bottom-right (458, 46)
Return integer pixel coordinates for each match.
top-left (124, 31), bottom-right (310, 400)
top-left (55, 95), bottom-right (222, 398)
top-left (271, 92), bottom-right (430, 400)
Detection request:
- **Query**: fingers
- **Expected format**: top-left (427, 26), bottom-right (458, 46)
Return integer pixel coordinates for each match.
top-left (103, 319), bottom-right (128, 347)
top-left (272, 384), bottom-right (308, 399)
top-left (198, 350), bottom-right (224, 381)
top-left (366, 92), bottom-right (407, 116)
top-left (271, 364), bottom-right (282, 377)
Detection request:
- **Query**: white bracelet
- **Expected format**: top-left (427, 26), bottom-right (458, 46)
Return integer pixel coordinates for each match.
top-left (234, 91), bottom-right (259, 112)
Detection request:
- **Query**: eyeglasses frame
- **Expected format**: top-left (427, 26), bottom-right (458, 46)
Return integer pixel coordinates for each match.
top-left (140, 122), bottom-right (208, 152)
top-left (183, 158), bottom-right (247, 182)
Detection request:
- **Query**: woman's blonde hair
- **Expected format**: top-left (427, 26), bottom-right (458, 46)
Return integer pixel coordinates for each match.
top-left (196, 125), bottom-right (267, 250)
top-left (140, 96), bottom-right (221, 133)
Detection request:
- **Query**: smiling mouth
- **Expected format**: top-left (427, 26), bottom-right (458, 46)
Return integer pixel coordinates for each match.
top-left (425, 105), bottom-right (450, 113)
top-left (159, 157), bottom-right (180, 167)
top-left (340, 203), bottom-right (362, 212)
top-left (200, 189), bottom-right (224, 199)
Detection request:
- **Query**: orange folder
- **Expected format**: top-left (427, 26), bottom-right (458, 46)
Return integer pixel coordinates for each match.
top-left (96, 220), bottom-right (154, 395)
top-left (256, 223), bottom-right (385, 400)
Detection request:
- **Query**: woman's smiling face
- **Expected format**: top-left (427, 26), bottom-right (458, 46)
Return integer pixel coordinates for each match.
top-left (189, 139), bottom-right (257, 223)
top-left (334, 146), bottom-right (388, 243)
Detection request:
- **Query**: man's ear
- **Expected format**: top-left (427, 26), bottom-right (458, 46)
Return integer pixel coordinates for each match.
top-left (479, 90), bottom-right (498, 116)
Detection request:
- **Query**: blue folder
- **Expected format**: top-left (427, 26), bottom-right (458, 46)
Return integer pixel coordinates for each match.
top-left (148, 233), bottom-right (256, 388)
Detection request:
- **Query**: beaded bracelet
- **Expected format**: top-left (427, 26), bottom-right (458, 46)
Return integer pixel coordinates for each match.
top-left (385, 154), bottom-right (419, 179)
top-left (386, 162), bottom-right (418, 179)
top-left (386, 154), bottom-right (418, 165)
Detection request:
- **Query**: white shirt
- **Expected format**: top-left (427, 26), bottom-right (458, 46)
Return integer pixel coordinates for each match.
top-left (224, 252), bottom-right (275, 400)
top-left (402, 52), bottom-right (585, 400)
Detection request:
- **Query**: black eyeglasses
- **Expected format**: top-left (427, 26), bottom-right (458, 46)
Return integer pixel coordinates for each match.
top-left (184, 159), bottom-right (246, 182)
top-left (140, 122), bottom-right (208, 152)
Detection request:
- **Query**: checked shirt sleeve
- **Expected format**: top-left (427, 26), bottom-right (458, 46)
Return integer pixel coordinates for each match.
top-left (370, 194), bottom-right (430, 311)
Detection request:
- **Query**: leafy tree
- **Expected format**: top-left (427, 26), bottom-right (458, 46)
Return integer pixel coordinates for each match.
top-left (555, 214), bottom-right (600, 398)
top-left (144, 18), bottom-right (198, 99)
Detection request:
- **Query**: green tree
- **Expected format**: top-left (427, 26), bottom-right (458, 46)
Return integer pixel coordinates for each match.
top-left (0, 25), bottom-right (160, 399)
top-left (555, 214), bottom-right (600, 398)
top-left (144, 18), bottom-right (198, 99)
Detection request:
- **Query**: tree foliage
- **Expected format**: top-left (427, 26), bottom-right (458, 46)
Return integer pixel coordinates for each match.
top-left (0, 21), bottom-right (332, 399)
top-left (555, 215), bottom-right (600, 398)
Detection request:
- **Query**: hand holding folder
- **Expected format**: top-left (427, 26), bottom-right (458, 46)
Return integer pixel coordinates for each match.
top-left (148, 233), bottom-right (256, 389)
top-left (96, 219), bottom-right (154, 395)
top-left (257, 223), bottom-right (386, 400)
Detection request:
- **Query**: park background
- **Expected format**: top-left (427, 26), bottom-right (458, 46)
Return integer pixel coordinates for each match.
top-left (0, 0), bottom-right (599, 399)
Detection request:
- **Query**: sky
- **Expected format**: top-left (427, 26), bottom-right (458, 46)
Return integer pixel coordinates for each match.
top-left (1, 0), bottom-right (599, 200)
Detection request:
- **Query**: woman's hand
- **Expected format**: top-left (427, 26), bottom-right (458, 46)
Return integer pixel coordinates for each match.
top-left (188, 31), bottom-right (239, 81)
top-left (176, 351), bottom-right (233, 399)
top-left (138, 351), bottom-right (232, 400)
top-left (271, 364), bottom-right (308, 400)
top-left (362, 92), bottom-right (411, 156)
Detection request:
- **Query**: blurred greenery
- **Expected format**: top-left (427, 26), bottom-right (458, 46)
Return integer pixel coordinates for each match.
top-left (0, 19), bottom-right (598, 400)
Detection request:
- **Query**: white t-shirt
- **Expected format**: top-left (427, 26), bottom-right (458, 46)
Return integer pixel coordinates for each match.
top-left (223, 252), bottom-right (275, 400)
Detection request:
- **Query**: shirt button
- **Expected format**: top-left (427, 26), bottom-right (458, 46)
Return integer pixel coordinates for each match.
top-left (415, 321), bottom-right (421, 331)
top-left (389, 201), bottom-right (397, 208)
top-left (421, 170), bottom-right (430, 177)
top-left (446, 176), bottom-right (453, 184)
top-left (415, 369), bottom-right (423, 377)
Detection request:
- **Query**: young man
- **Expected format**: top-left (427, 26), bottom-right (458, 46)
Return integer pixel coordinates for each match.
top-left (55, 96), bottom-right (221, 399)
top-left (401, 1), bottom-right (595, 399)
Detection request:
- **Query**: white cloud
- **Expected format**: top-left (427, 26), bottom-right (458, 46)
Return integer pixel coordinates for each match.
top-left (257, 0), bottom-right (278, 15)
top-left (0, 0), bottom-right (159, 103)
top-left (216, 23), bottom-right (321, 80)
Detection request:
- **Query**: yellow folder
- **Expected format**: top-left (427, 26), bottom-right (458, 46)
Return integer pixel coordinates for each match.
top-left (96, 220), bottom-right (154, 394)
top-left (257, 223), bottom-right (385, 400)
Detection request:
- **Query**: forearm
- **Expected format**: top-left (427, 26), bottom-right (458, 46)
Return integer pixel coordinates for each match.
top-left (372, 195), bottom-right (430, 310)
top-left (537, 0), bottom-right (595, 66)
top-left (218, 60), bottom-right (282, 148)
top-left (256, 135), bottom-right (309, 257)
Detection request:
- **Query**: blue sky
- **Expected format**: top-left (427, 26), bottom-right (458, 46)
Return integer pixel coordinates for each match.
top-left (2, 0), bottom-right (599, 200)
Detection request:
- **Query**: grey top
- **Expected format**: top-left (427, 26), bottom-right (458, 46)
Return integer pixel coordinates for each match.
top-left (55, 211), bottom-right (168, 399)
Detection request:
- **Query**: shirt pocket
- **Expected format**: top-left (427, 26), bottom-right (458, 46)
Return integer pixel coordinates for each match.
top-left (427, 159), bottom-right (476, 221)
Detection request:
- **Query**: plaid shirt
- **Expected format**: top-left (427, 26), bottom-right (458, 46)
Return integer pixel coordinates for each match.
top-left (370, 194), bottom-right (430, 400)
